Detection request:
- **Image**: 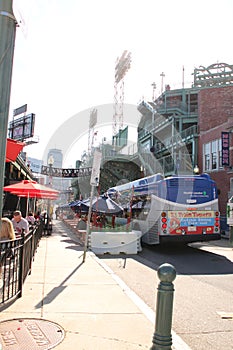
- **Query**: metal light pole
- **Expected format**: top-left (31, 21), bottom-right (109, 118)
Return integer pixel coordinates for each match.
top-left (83, 150), bottom-right (102, 263)
top-left (0, 0), bottom-right (16, 218)
top-left (47, 155), bottom-right (54, 218)
top-left (151, 82), bottom-right (156, 101)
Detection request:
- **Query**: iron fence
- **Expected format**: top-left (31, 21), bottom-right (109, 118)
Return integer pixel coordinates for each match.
top-left (0, 223), bottom-right (43, 308)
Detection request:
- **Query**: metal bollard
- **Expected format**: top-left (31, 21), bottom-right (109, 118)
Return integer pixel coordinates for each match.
top-left (150, 263), bottom-right (176, 350)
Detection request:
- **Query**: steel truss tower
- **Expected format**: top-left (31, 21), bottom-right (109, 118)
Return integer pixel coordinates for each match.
top-left (113, 50), bottom-right (131, 140)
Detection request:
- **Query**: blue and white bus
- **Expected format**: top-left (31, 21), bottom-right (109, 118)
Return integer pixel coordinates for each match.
top-left (107, 173), bottom-right (221, 245)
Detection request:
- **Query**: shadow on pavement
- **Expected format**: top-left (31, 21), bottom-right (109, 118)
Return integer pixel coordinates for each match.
top-left (97, 241), bottom-right (233, 276)
top-left (35, 261), bottom-right (84, 309)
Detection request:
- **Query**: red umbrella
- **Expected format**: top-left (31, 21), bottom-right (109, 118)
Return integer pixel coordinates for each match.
top-left (3, 180), bottom-right (59, 199)
top-left (11, 192), bottom-right (59, 199)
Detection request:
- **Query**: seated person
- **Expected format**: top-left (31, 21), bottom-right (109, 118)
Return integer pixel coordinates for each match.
top-left (77, 216), bottom-right (87, 230)
top-left (26, 212), bottom-right (36, 226)
top-left (0, 217), bottom-right (16, 241)
top-left (11, 210), bottom-right (29, 236)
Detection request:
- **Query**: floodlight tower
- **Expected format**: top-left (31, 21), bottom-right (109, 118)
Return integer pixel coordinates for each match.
top-left (113, 50), bottom-right (131, 139)
top-left (88, 108), bottom-right (97, 154)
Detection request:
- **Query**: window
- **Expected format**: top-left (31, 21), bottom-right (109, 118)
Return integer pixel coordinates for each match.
top-left (203, 139), bottom-right (223, 172)
top-left (204, 143), bottom-right (210, 171)
top-left (211, 140), bottom-right (217, 170)
top-left (218, 139), bottom-right (222, 168)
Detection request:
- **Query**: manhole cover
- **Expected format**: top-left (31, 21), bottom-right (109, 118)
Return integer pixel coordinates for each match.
top-left (0, 318), bottom-right (65, 350)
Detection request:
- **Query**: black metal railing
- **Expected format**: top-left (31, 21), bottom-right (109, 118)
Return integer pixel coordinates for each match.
top-left (0, 223), bottom-right (43, 307)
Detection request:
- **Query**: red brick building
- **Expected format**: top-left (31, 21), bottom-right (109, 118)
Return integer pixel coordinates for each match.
top-left (198, 85), bottom-right (233, 217)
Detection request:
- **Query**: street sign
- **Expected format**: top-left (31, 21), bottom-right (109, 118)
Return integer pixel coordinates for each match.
top-left (90, 150), bottom-right (102, 186)
top-left (13, 104), bottom-right (27, 117)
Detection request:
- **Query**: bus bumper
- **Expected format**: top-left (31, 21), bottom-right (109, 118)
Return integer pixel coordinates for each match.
top-left (160, 233), bottom-right (221, 244)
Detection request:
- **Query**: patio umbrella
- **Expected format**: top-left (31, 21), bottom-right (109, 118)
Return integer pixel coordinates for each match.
top-left (3, 180), bottom-right (59, 199)
top-left (4, 180), bottom-right (59, 216)
top-left (70, 199), bottom-right (89, 213)
top-left (90, 195), bottom-right (123, 215)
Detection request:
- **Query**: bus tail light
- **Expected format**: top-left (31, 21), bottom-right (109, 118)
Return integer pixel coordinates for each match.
top-left (215, 212), bottom-right (220, 230)
top-left (161, 213), bottom-right (167, 232)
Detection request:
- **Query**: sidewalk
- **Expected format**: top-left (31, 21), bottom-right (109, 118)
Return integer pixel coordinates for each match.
top-left (0, 220), bottom-right (190, 350)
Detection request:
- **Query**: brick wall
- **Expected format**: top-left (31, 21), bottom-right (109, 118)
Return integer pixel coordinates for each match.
top-left (198, 85), bottom-right (233, 217)
top-left (198, 86), bottom-right (233, 131)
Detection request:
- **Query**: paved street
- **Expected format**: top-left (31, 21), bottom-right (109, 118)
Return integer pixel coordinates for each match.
top-left (99, 239), bottom-right (233, 350)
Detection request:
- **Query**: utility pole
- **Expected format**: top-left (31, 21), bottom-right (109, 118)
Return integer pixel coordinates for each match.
top-left (0, 0), bottom-right (16, 218)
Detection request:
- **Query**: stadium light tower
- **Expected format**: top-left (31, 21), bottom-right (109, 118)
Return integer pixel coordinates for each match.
top-left (113, 50), bottom-right (131, 140)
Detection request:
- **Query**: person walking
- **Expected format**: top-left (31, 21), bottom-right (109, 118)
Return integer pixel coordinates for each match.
top-left (41, 212), bottom-right (52, 235)
top-left (11, 211), bottom-right (29, 237)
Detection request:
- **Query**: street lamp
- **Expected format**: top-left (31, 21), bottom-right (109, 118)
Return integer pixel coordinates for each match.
top-left (47, 155), bottom-right (54, 217)
top-left (193, 164), bottom-right (199, 175)
top-left (151, 82), bottom-right (156, 100)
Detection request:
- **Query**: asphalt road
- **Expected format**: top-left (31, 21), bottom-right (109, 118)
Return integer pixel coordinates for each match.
top-left (98, 239), bottom-right (233, 350)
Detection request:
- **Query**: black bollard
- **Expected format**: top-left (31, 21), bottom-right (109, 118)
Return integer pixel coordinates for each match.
top-left (150, 263), bottom-right (176, 350)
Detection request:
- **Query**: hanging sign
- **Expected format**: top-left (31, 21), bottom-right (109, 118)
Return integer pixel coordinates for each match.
top-left (221, 132), bottom-right (230, 166)
top-left (40, 166), bottom-right (92, 178)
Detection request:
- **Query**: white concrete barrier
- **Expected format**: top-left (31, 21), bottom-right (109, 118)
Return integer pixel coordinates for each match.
top-left (90, 230), bottom-right (142, 255)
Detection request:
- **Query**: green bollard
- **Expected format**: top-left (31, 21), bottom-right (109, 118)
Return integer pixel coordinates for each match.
top-left (150, 263), bottom-right (176, 350)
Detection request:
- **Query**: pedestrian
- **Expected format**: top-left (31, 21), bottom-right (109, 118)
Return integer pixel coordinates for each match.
top-left (11, 210), bottom-right (29, 237)
top-left (55, 208), bottom-right (59, 220)
top-left (100, 214), bottom-right (108, 227)
top-left (0, 218), bottom-right (16, 241)
top-left (41, 212), bottom-right (52, 235)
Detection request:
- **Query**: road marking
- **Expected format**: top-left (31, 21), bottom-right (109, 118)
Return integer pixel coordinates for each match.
top-left (90, 252), bottom-right (192, 350)
top-left (217, 311), bottom-right (233, 319)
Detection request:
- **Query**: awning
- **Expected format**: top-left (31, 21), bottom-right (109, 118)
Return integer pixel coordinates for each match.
top-left (6, 138), bottom-right (25, 162)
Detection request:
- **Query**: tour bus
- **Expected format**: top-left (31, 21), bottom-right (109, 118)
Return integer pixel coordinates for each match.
top-left (107, 173), bottom-right (221, 245)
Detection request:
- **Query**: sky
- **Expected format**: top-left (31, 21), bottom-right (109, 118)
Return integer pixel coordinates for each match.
top-left (10, 0), bottom-right (233, 168)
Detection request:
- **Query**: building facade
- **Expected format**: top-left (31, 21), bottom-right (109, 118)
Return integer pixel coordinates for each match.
top-left (137, 62), bottom-right (233, 226)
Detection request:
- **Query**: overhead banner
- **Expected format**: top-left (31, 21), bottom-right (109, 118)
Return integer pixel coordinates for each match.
top-left (221, 131), bottom-right (230, 166)
top-left (41, 166), bottom-right (92, 178)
